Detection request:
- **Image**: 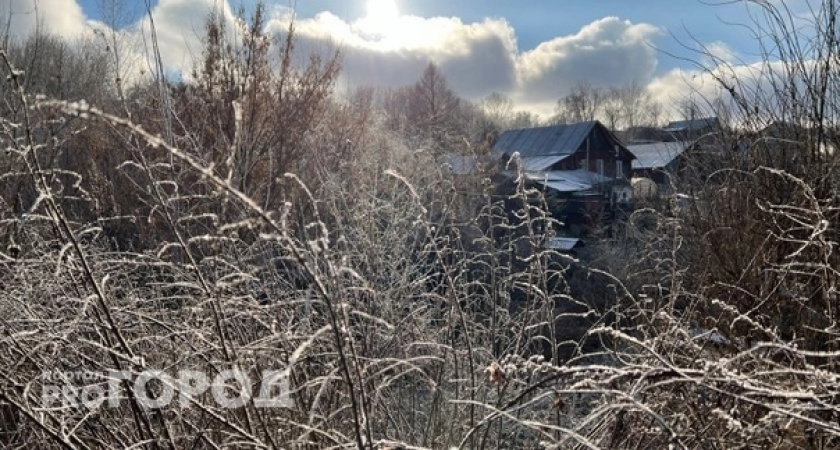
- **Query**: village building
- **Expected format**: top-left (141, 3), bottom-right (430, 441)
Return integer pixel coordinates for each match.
top-left (627, 141), bottom-right (693, 197)
top-left (492, 120), bottom-right (636, 236)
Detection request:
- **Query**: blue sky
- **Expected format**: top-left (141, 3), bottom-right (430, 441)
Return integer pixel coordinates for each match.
top-left (8, 0), bottom-right (789, 117)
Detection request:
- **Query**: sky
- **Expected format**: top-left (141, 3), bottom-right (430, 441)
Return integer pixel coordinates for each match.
top-left (2, 0), bottom-right (805, 118)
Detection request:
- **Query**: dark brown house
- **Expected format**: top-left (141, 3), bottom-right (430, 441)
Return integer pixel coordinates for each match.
top-left (492, 121), bottom-right (636, 236)
top-left (494, 120), bottom-right (636, 180)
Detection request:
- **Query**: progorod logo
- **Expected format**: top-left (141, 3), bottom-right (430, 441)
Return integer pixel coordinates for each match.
top-left (39, 367), bottom-right (292, 410)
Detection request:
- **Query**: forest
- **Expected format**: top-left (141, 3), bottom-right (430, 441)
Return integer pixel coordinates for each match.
top-left (0, 1), bottom-right (839, 448)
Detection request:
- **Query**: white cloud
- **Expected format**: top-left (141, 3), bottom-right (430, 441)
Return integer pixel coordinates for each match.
top-left (265, 12), bottom-right (519, 98)
top-left (0, 0), bottom-right (89, 40)
top-left (261, 12), bottom-right (664, 117)
top-left (515, 17), bottom-right (663, 115)
top-left (136, 0), bottom-right (239, 80)
top-left (645, 56), bottom-right (829, 125)
top-left (0, 0), bottom-right (154, 88)
top-left (698, 41), bottom-right (739, 67)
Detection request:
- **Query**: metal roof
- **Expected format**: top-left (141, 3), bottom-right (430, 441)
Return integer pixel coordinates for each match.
top-left (628, 141), bottom-right (690, 169)
top-left (544, 237), bottom-right (582, 251)
top-left (663, 117), bottom-right (718, 132)
top-left (513, 155), bottom-right (569, 171)
top-left (493, 121), bottom-right (597, 158)
top-left (526, 170), bottom-right (612, 193)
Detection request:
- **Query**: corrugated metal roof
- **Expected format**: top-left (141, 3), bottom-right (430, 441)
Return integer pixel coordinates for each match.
top-left (544, 237), bottom-right (582, 251)
top-left (542, 179), bottom-right (593, 192)
top-left (526, 170), bottom-right (612, 193)
top-left (629, 141), bottom-right (690, 169)
top-left (514, 155), bottom-right (569, 171)
top-left (663, 117), bottom-right (718, 132)
top-left (493, 121), bottom-right (597, 158)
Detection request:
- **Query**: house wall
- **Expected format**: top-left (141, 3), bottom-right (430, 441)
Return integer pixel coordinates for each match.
top-left (549, 127), bottom-right (633, 179)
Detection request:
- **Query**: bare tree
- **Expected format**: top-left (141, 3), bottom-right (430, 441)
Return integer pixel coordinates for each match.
top-left (552, 81), bottom-right (603, 124)
top-left (408, 62), bottom-right (462, 153)
top-left (616, 81), bottom-right (662, 129)
top-left (481, 91), bottom-right (515, 128)
top-left (554, 81), bottom-right (662, 130)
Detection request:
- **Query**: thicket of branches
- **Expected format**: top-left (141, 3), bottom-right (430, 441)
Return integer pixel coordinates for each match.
top-left (551, 81), bottom-right (663, 131)
top-left (0, 1), bottom-right (838, 449)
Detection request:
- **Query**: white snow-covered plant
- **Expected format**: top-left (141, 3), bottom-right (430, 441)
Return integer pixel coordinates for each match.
top-left (2, 1), bottom-right (840, 449)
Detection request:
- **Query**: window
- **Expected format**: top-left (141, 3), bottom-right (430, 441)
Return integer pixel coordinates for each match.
top-left (616, 160), bottom-right (624, 178)
top-left (596, 159), bottom-right (604, 176)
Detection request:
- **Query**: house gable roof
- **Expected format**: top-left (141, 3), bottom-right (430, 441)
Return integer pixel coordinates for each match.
top-left (628, 141), bottom-right (691, 170)
top-left (516, 155), bottom-right (569, 171)
top-left (493, 121), bottom-right (598, 158)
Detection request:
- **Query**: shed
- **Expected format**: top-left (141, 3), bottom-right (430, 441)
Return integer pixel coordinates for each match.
top-left (628, 141), bottom-right (692, 191)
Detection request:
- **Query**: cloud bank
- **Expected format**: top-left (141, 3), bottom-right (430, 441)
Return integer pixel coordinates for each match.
top-left (1, 0), bottom-right (89, 38)
top-left (2, 0), bottom-right (743, 119)
top-left (260, 9), bottom-right (667, 116)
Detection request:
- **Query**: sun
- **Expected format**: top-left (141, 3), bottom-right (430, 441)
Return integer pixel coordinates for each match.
top-left (364, 0), bottom-right (400, 34)
top-left (358, 0), bottom-right (426, 49)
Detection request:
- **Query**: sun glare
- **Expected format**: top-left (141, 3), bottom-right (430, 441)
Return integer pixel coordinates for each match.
top-left (358, 0), bottom-right (430, 50)
top-left (365, 0), bottom-right (400, 33)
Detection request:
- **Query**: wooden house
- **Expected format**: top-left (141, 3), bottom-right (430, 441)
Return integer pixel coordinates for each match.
top-left (494, 121), bottom-right (635, 178)
top-left (492, 120), bottom-right (636, 236)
